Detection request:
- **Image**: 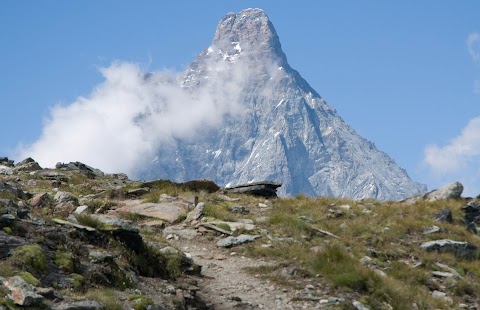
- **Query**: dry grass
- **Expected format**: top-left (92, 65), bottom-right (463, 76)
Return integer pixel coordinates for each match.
top-left (242, 196), bottom-right (475, 309)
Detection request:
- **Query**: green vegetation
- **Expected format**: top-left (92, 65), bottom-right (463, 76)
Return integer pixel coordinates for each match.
top-left (129, 295), bottom-right (154, 310)
top-left (126, 243), bottom-right (196, 280)
top-left (83, 289), bottom-right (122, 310)
top-left (12, 244), bottom-right (47, 275)
top-left (71, 273), bottom-right (86, 289)
top-left (17, 271), bottom-right (41, 286)
top-left (55, 250), bottom-right (75, 272)
top-left (117, 211), bottom-right (151, 222)
top-left (203, 202), bottom-right (237, 222)
top-left (75, 213), bottom-right (104, 229)
top-left (0, 260), bottom-right (15, 278)
top-left (215, 222), bottom-right (232, 232)
top-left (2, 227), bottom-right (12, 234)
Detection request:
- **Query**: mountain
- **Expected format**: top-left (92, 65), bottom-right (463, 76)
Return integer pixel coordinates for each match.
top-left (139, 8), bottom-right (426, 200)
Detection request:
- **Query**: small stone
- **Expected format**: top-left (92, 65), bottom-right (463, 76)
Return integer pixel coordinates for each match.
top-left (165, 285), bottom-right (176, 294)
top-left (258, 203), bottom-right (268, 208)
top-left (74, 205), bottom-right (89, 214)
top-left (353, 300), bottom-right (370, 310)
top-left (360, 256), bottom-right (372, 265)
top-left (217, 234), bottom-right (260, 248)
top-left (186, 202), bottom-right (205, 222)
top-left (298, 215), bottom-right (315, 223)
top-left (423, 226), bottom-right (441, 235)
top-left (310, 246), bottom-right (323, 254)
top-left (432, 271), bottom-right (455, 278)
top-left (159, 246), bottom-right (179, 254)
top-left (338, 204), bottom-right (351, 210)
top-left (435, 208), bottom-right (453, 223)
top-left (432, 290), bottom-right (446, 299)
top-left (373, 268), bottom-right (387, 277)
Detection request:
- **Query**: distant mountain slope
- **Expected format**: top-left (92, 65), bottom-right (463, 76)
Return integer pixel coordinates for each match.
top-left (140, 8), bottom-right (426, 200)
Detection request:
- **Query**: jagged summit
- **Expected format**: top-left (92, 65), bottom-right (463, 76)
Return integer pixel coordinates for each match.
top-left (142, 9), bottom-right (427, 200)
top-left (212, 8), bottom-right (287, 63)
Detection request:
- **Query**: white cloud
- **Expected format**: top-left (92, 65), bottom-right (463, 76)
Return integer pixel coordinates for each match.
top-left (422, 33), bottom-right (480, 196)
top-left (18, 53), bottom-right (261, 177)
top-left (423, 117), bottom-right (480, 196)
top-left (467, 32), bottom-right (480, 64)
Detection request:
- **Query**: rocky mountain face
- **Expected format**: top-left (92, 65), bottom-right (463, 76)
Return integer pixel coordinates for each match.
top-left (140, 8), bottom-right (426, 200)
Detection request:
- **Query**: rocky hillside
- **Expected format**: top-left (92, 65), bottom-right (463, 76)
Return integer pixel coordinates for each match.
top-left (140, 8), bottom-right (426, 200)
top-left (0, 156), bottom-right (479, 309)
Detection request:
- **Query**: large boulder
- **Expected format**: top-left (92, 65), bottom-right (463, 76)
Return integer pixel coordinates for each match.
top-left (55, 162), bottom-right (104, 178)
top-left (54, 191), bottom-right (78, 206)
top-left (114, 202), bottom-right (186, 224)
top-left (0, 157), bottom-right (14, 167)
top-left (14, 157), bottom-right (42, 172)
top-left (30, 192), bottom-right (50, 208)
top-left (0, 165), bottom-right (14, 175)
top-left (462, 200), bottom-right (480, 233)
top-left (421, 239), bottom-right (478, 260)
top-left (3, 276), bottom-right (44, 306)
top-left (424, 182), bottom-right (464, 201)
top-left (91, 214), bottom-right (144, 253)
top-left (0, 181), bottom-right (26, 199)
top-left (0, 231), bottom-right (27, 258)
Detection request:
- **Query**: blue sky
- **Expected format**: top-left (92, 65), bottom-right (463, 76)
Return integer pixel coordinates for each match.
top-left (1, 1), bottom-right (479, 195)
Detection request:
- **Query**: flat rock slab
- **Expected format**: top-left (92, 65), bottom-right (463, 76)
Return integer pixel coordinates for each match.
top-left (421, 239), bottom-right (478, 260)
top-left (52, 300), bottom-right (104, 310)
top-left (208, 221), bottom-right (255, 232)
top-left (225, 182), bottom-right (281, 198)
top-left (114, 202), bottom-right (186, 223)
top-left (217, 234), bottom-right (260, 248)
top-left (163, 225), bottom-right (198, 240)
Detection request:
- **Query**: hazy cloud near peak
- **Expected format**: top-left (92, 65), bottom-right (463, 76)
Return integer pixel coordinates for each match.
top-left (18, 56), bottom-right (258, 177)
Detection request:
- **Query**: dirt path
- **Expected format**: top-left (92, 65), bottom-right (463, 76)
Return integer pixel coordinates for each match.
top-left (171, 235), bottom-right (333, 310)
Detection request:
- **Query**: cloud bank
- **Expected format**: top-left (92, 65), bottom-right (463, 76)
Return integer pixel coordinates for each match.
top-left (422, 33), bottom-right (480, 196)
top-left (19, 57), bottom-right (253, 177)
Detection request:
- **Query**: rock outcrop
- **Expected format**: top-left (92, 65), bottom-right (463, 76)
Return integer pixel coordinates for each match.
top-left (225, 182), bottom-right (281, 198)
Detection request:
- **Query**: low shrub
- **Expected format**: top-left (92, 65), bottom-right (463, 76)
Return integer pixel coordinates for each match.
top-left (12, 244), bottom-right (46, 275)
top-left (17, 271), bottom-right (41, 286)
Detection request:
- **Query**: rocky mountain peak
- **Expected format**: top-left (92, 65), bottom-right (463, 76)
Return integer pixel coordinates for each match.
top-left (211, 8), bottom-right (287, 64)
top-left (145, 9), bottom-right (427, 201)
